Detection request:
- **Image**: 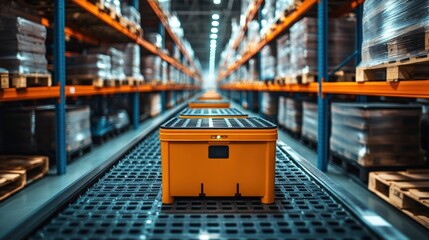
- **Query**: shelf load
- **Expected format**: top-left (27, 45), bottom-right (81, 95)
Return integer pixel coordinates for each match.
top-left (302, 101), bottom-right (318, 142)
top-left (143, 33), bottom-right (163, 84)
top-left (88, 47), bottom-right (126, 80)
top-left (179, 108), bottom-right (247, 119)
top-left (188, 100), bottom-right (230, 109)
top-left (278, 97), bottom-right (303, 134)
top-left (288, 17), bottom-right (355, 83)
top-left (112, 43), bottom-right (144, 81)
top-left (66, 54), bottom-right (111, 80)
top-left (261, 92), bottom-right (279, 122)
top-left (361, 0), bottom-right (429, 67)
top-left (330, 103), bottom-right (425, 167)
top-left (0, 16), bottom-right (48, 74)
top-left (160, 117), bottom-right (277, 204)
top-left (0, 105), bottom-right (92, 163)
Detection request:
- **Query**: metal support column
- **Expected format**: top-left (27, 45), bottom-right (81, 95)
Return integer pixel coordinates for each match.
top-left (317, 0), bottom-right (329, 171)
top-left (257, 7), bottom-right (263, 115)
top-left (355, 4), bottom-right (367, 103)
top-left (159, 23), bottom-right (167, 111)
top-left (131, 0), bottom-right (140, 129)
top-left (54, 0), bottom-right (66, 175)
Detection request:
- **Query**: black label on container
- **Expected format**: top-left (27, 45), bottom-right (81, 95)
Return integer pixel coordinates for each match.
top-left (208, 146), bottom-right (229, 159)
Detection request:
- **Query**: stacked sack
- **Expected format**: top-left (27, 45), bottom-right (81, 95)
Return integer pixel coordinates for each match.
top-left (330, 103), bottom-right (425, 167)
top-left (142, 33), bottom-right (162, 83)
top-left (66, 54), bottom-right (111, 80)
top-left (0, 16), bottom-right (48, 74)
top-left (276, 34), bottom-right (291, 81)
top-left (88, 47), bottom-right (126, 80)
top-left (261, 45), bottom-right (276, 80)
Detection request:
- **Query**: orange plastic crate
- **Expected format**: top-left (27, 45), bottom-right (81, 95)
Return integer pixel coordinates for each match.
top-left (188, 100), bottom-right (230, 109)
top-left (179, 108), bottom-right (247, 118)
top-left (160, 117), bottom-right (278, 204)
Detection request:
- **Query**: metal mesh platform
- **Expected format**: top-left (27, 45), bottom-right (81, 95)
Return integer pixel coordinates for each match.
top-left (161, 117), bottom-right (276, 129)
top-left (30, 131), bottom-right (379, 240)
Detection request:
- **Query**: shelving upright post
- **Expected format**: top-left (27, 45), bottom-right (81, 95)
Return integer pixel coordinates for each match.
top-left (317, 0), bottom-right (329, 171)
top-left (54, 0), bottom-right (67, 174)
top-left (159, 23), bottom-right (167, 112)
top-left (132, 0), bottom-right (140, 129)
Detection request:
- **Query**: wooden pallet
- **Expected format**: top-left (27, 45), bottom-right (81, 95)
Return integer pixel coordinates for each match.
top-left (301, 136), bottom-right (317, 150)
top-left (95, 0), bottom-right (121, 22)
top-left (11, 73), bottom-right (52, 88)
top-left (293, 72), bottom-right (317, 84)
top-left (0, 155), bottom-right (48, 185)
top-left (356, 54), bottom-right (429, 82)
top-left (331, 71), bottom-right (355, 82)
top-left (0, 170), bottom-right (26, 201)
top-left (369, 169), bottom-right (429, 229)
top-left (1, 71), bottom-right (9, 89)
top-left (67, 77), bottom-right (104, 87)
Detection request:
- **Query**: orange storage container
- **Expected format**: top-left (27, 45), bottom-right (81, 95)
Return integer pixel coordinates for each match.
top-left (198, 92), bottom-right (223, 100)
top-left (188, 100), bottom-right (230, 109)
top-left (179, 108), bottom-right (247, 118)
top-left (160, 117), bottom-right (278, 204)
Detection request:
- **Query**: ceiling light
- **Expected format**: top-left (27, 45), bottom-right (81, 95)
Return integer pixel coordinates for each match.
top-left (212, 14), bottom-right (220, 20)
top-left (210, 33), bottom-right (218, 39)
top-left (211, 21), bottom-right (219, 27)
top-left (211, 28), bottom-right (218, 33)
top-left (213, 0), bottom-right (221, 4)
top-left (210, 39), bottom-right (216, 44)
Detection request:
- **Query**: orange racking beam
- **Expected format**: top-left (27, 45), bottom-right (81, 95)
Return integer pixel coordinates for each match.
top-left (217, 0), bottom-right (317, 82)
top-left (41, 17), bottom-right (100, 45)
top-left (147, 0), bottom-right (201, 79)
top-left (0, 87), bottom-right (60, 102)
top-left (322, 80), bottom-right (429, 98)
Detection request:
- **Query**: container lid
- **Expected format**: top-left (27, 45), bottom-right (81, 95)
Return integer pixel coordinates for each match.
top-left (191, 100), bottom-right (229, 104)
top-left (160, 117), bottom-right (276, 129)
top-left (179, 108), bottom-right (247, 117)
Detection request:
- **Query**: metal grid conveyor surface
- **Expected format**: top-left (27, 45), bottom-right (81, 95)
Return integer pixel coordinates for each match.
top-left (30, 131), bottom-right (378, 240)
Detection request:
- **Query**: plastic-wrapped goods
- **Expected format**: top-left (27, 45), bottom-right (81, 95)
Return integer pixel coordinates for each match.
top-left (161, 61), bottom-right (169, 84)
top-left (278, 97), bottom-right (286, 127)
top-left (261, 92), bottom-right (278, 121)
top-left (67, 54), bottom-right (111, 79)
top-left (330, 103), bottom-right (425, 167)
top-left (276, 33), bottom-right (291, 79)
top-left (87, 47), bottom-right (126, 80)
top-left (121, 4), bottom-right (141, 25)
top-left (302, 101), bottom-right (318, 142)
top-left (148, 93), bottom-right (162, 117)
top-left (0, 105), bottom-right (92, 157)
top-left (361, 0), bottom-right (429, 67)
top-left (285, 98), bottom-right (302, 134)
top-left (158, 0), bottom-right (171, 13)
top-left (290, 17), bottom-right (355, 79)
top-left (275, 0), bottom-right (298, 19)
top-left (261, 45), bottom-right (276, 80)
top-left (111, 43), bottom-right (143, 81)
top-left (35, 106), bottom-right (92, 154)
top-left (108, 110), bottom-right (130, 130)
top-left (146, 33), bottom-right (163, 48)
top-left (103, 0), bottom-right (121, 14)
top-left (260, 0), bottom-right (276, 36)
top-left (0, 16), bottom-right (48, 74)
top-left (142, 55), bottom-right (161, 83)
top-left (248, 59), bottom-right (259, 81)
top-left (247, 20), bottom-right (260, 51)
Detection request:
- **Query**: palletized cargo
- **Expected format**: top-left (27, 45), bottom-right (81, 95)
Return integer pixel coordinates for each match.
top-left (160, 117), bottom-right (277, 204)
top-left (179, 108), bottom-right (247, 118)
top-left (188, 100), bottom-right (230, 109)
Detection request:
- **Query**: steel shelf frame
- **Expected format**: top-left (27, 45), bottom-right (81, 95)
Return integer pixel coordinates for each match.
top-left (0, 0), bottom-right (202, 174)
top-left (216, 0), bottom-right (429, 171)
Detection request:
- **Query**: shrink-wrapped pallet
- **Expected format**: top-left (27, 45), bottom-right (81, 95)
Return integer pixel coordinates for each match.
top-left (330, 103), bottom-right (425, 167)
top-left (0, 16), bottom-right (48, 74)
top-left (302, 101), bottom-right (318, 141)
